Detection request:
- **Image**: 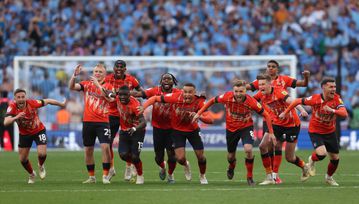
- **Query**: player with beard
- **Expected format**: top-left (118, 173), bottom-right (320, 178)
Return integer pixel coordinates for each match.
top-left (116, 85), bottom-right (146, 184)
top-left (4, 88), bottom-right (66, 183)
top-left (279, 77), bottom-right (348, 186)
top-left (132, 73), bottom-right (180, 183)
top-left (247, 60), bottom-right (310, 184)
top-left (142, 83), bottom-right (213, 184)
top-left (192, 80), bottom-right (275, 186)
top-left (104, 60), bottom-right (143, 181)
top-left (253, 74), bottom-right (310, 185)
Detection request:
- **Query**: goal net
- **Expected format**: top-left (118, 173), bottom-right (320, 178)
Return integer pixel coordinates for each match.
top-left (13, 55), bottom-right (297, 151)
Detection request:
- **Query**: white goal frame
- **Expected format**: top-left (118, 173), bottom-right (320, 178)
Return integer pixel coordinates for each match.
top-left (13, 55), bottom-right (297, 151)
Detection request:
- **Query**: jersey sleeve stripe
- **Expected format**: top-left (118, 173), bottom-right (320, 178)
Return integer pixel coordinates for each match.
top-left (141, 90), bottom-right (147, 99)
top-left (291, 79), bottom-right (297, 88)
top-left (258, 108), bottom-right (264, 115)
top-left (301, 98), bottom-right (306, 105)
top-left (250, 83), bottom-right (256, 91)
top-left (283, 95), bottom-right (289, 101)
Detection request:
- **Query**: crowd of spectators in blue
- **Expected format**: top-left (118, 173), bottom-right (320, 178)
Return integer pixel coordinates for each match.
top-left (0, 0), bottom-right (358, 129)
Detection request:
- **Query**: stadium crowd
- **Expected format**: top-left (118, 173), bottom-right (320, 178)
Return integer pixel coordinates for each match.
top-left (0, 0), bottom-right (358, 128)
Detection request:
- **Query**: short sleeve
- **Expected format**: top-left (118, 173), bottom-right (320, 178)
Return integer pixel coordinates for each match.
top-left (216, 93), bottom-right (226, 104)
top-left (283, 75), bottom-right (297, 88)
top-left (162, 92), bottom-right (180, 103)
top-left (250, 80), bottom-right (259, 91)
top-left (28, 99), bottom-right (45, 108)
top-left (277, 89), bottom-right (289, 101)
top-left (144, 87), bottom-right (155, 98)
top-left (336, 97), bottom-right (345, 109)
top-left (249, 97), bottom-right (264, 114)
top-left (132, 77), bottom-right (140, 89)
top-left (6, 104), bottom-right (16, 116)
top-left (302, 96), bottom-right (314, 106)
top-left (79, 81), bottom-right (87, 91)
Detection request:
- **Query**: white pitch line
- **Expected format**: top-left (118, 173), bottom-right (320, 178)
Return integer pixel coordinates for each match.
top-left (1, 186), bottom-right (359, 193)
top-left (1, 170), bottom-right (359, 177)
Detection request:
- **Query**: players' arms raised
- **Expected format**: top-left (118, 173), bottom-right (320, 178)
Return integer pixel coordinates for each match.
top-left (295, 70), bottom-right (310, 87)
top-left (68, 64), bottom-right (83, 91)
top-left (69, 64), bottom-right (114, 101)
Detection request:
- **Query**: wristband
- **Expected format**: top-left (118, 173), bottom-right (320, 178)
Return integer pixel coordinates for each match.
top-left (108, 93), bottom-right (115, 98)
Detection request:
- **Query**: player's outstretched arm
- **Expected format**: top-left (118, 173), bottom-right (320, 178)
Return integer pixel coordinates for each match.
top-left (143, 96), bottom-right (161, 110)
top-left (296, 70), bottom-right (310, 87)
top-left (192, 97), bottom-right (216, 123)
top-left (3, 112), bottom-right (26, 126)
top-left (295, 104), bottom-right (308, 118)
top-left (69, 64), bottom-right (82, 91)
top-left (199, 111), bottom-right (214, 124)
top-left (284, 96), bottom-right (308, 118)
top-left (279, 98), bottom-right (302, 119)
top-left (43, 99), bottom-right (66, 107)
top-left (131, 90), bottom-right (145, 98)
top-left (135, 85), bottom-right (145, 93)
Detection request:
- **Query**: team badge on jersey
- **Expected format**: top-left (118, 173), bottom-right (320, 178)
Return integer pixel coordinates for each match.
top-left (281, 91), bottom-right (288, 96)
top-left (6, 106), bottom-right (12, 113)
top-left (256, 102), bottom-right (262, 109)
top-left (339, 99), bottom-right (343, 104)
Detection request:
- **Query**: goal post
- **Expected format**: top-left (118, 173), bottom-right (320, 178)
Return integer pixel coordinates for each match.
top-left (13, 55), bottom-right (298, 151)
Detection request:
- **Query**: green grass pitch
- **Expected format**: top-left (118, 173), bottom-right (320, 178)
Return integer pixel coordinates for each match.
top-left (0, 150), bottom-right (358, 204)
